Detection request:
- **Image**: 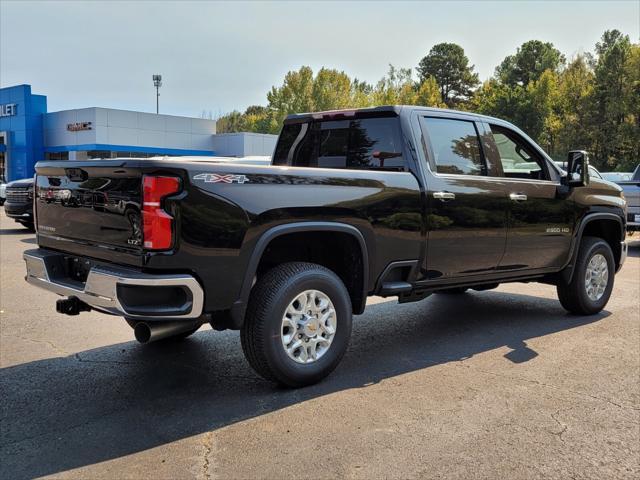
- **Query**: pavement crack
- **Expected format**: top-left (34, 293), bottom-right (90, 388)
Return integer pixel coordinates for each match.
top-left (456, 363), bottom-right (640, 411)
top-left (4, 333), bottom-right (68, 356)
top-left (199, 431), bottom-right (215, 480)
top-left (73, 352), bottom-right (133, 365)
top-left (550, 409), bottom-right (568, 442)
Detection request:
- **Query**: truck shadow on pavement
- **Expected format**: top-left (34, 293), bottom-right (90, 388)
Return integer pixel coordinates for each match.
top-left (0, 290), bottom-right (609, 479)
top-left (0, 227), bottom-right (31, 236)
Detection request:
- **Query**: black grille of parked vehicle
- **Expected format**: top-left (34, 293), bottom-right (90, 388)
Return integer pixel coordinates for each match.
top-left (6, 188), bottom-right (31, 203)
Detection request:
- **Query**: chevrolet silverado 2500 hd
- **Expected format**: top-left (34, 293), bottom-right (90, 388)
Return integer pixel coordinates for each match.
top-left (24, 106), bottom-right (628, 387)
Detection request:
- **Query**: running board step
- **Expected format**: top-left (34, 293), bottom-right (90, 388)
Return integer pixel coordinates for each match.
top-left (379, 281), bottom-right (412, 296)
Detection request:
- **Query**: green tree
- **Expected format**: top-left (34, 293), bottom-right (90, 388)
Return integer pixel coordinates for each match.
top-left (496, 40), bottom-right (565, 87)
top-left (416, 76), bottom-right (446, 108)
top-left (471, 79), bottom-right (528, 129)
top-left (622, 44), bottom-right (640, 170)
top-left (527, 69), bottom-right (561, 154)
top-left (312, 68), bottom-right (353, 111)
top-left (266, 66), bottom-right (315, 125)
top-left (417, 42), bottom-right (479, 107)
top-left (371, 65), bottom-right (414, 105)
top-left (351, 78), bottom-right (373, 108)
top-left (555, 55), bottom-right (595, 157)
top-left (216, 110), bottom-right (245, 133)
top-left (590, 30), bottom-right (636, 169)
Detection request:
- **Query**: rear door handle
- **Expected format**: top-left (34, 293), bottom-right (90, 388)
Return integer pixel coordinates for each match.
top-left (433, 191), bottom-right (456, 201)
top-left (509, 193), bottom-right (528, 202)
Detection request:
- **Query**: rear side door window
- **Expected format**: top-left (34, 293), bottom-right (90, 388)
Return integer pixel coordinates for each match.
top-left (420, 117), bottom-right (485, 176)
top-left (273, 117), bottom-right (405, 171)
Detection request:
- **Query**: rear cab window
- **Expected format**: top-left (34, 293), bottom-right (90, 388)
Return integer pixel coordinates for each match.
top-left (273, 116), bottom-right (406, 171)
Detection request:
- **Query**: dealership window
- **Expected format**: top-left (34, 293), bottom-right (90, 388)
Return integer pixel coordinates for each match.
top-left (45, 152), bottom-right (69, 161)
top-left (87, 150), bottom-right (112, 159)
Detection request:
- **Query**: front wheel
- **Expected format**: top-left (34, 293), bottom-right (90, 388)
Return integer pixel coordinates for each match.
top-left (241, 262), bottom-right (352, 387)
top-left (557, 236), bottom-right (615, 315)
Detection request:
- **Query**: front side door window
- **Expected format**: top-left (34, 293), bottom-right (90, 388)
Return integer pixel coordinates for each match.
top-left (489, 125), bottom-right (550, 181)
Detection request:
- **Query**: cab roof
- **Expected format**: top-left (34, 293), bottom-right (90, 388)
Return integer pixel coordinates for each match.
top-left (284, 105), bottom-right (509, 126)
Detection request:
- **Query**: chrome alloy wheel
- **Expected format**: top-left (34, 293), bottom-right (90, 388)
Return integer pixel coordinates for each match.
top-left (281, 289), bottom-right (337, 364)
top-left (585, 253), bottom-right (609, 302)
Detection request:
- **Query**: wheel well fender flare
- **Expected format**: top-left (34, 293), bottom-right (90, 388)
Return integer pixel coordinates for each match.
top-left (562, 212), bottom-right (624, 283)
top-left (230, 222), bottom-right (370, 327)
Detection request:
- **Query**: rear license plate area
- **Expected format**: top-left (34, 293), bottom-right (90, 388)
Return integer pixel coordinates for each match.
top-left (64, 256), bottom-right (93, 283)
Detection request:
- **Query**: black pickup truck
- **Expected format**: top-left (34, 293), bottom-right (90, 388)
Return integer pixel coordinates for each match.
top-left (24, 106), bottom-right (628, 387)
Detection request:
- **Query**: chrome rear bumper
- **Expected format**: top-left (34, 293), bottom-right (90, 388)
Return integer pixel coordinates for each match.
top-left (23, 249), bottom-right (204, 320)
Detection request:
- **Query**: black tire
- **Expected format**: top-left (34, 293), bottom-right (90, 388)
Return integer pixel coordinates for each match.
top-left (241, 262), bottom-right (352, 387)
top-left (557, 236), bottom-right (615, 315)
top-left (18, 221), bottom-right (35, 232)
top-left (435, 287), bottom-right (468, 294)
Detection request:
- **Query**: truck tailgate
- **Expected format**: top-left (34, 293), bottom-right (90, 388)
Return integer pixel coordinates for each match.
top-left (35, 161), bottom-right (144, 254)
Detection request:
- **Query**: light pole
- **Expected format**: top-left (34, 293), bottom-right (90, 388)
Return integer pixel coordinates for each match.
top-left (152, 74), bottom-right (162, 114)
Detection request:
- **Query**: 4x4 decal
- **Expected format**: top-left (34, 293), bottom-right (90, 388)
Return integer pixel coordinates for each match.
top-left (193, 173), bottom-right (249, 184)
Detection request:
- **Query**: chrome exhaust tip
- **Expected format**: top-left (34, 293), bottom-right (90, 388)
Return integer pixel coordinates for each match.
top-left (134, 320), bottom-right (201, 344)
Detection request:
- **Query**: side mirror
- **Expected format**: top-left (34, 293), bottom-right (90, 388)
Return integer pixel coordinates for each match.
top-left (563, 150), bottom-right (590, 187)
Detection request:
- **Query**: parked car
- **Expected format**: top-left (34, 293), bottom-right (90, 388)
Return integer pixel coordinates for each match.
top-left (555, 161), bottom-right (605, 180)
top-left (617, 164), bottom-right (639, 233)
top-left (0, 181), bottom-right (6, 206)
top-left (23, 106), bottom-right (628, 387)
top-left (4, 177), bottom-right (34, 230)
top-left (601, 171), bottom-right (633, 182)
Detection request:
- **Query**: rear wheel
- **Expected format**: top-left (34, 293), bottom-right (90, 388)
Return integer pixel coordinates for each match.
top-left (557, 236), bottom-right (615, 315)
top-left (241, 262), bottom-right (352, 387)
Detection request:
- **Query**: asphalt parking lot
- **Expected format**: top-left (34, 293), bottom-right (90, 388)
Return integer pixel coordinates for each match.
top-left (1, 209), bottom-right (638, 479)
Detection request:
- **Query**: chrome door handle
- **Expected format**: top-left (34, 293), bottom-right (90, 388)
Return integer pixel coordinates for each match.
top-left (510, 193), bottom-right (528, 202)
top-left (433, 191), bottom-right (456, 201)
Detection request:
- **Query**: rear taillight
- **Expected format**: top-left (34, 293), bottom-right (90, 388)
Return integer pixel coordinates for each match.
top-left (142, 175), bottom-right (181, 250)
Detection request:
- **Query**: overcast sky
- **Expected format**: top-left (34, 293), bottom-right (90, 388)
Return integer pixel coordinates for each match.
top-left (1, 1), bottom-right (638, 117)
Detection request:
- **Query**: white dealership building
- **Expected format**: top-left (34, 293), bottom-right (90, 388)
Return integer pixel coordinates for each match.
top-left (0, 84), bottom-right (277, 182)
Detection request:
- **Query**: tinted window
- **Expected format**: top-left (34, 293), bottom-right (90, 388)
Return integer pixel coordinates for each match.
top-left (273, 117), bottom-right (405, 170)
top-left (423, 118), bottom-right (484, 176)
top-left (588, 166), bottom-right (602, 179)
top-left (489, 124), bottom-right (548, 180)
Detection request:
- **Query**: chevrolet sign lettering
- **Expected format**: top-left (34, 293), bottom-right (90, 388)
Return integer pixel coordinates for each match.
top-left (67, 122), bottom-right (92, 132)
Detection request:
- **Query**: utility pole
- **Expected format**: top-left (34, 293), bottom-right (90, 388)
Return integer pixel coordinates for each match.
top-left (152, 75), bottom-right (162, 114)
